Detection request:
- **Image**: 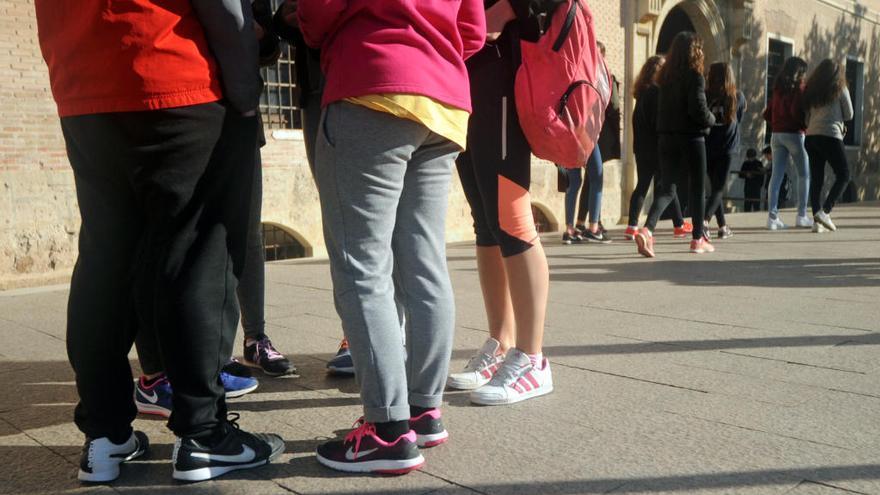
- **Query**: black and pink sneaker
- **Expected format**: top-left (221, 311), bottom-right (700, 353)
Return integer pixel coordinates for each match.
top-left (316, 420), bottom-right (424, 474)
top-left (410, 409), bottom-right (448, 448)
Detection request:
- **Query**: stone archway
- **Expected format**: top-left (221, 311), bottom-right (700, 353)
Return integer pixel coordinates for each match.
top-left (656, 0), bottom-right (729, 64)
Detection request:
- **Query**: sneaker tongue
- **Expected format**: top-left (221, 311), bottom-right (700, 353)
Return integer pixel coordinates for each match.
top-left (504, 348), bottom-right (531, 368)
top-left (479, 338), bottom-right (501, 357)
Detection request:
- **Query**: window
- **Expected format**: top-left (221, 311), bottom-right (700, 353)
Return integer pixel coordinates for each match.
top-left (263, 224), bottom-right (307, 261)
top-left (259, 0), bottom-right (301, 130)
top-left (844, 58), bottom-right (864, 147)
top-left (765, 38), bottom-right (793, 144)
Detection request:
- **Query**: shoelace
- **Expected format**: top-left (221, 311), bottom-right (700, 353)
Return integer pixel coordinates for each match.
top-left (343, 418), bottom-right (374, 456)
top-left (465, 351), bottom-right (498, 373)
top-left (257, 337), bottom-right (284, 362)
top-left (227, 412), bottom-right (242, 430)
top-left (492, 359), bottom-right (531, 387)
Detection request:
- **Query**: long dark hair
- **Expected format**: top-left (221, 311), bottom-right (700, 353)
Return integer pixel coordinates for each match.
top-left (803, 59), bottom-right (846, 109)
top-left (633, 56), bottom-right (664, 99)
top-left (657, 32), bottom-right (704, 86)
top-left (706, 62), bottom-right (737, 125)
top-left (773, 56), bottom-right (808, 95)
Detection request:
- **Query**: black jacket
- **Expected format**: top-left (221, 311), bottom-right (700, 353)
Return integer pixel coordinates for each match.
top-left (657, 70), bottom-right (715, 135)
top-left (272, 5), bottom-right (324, 107)
top-left (632, 84), bottom-right (659, 156)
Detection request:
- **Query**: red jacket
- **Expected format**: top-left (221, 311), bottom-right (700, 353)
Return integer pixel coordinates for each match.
top-left (297, 0), bottom-right (486, 112)
top-left (763, 88), bottom-right (807, 134)
top-left (35, 0), bottom-right (223, 117)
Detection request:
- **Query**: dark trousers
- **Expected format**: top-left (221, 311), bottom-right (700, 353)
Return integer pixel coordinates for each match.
top-left (628, 151), bottom-right (685, 227)
top-left (63, 102), bottom-right (258, 439)
top-left (705, 153), bottom-right (733, 226)
top-left (806, 135), bottom-right (851, 215)
top-left (644, 134), bottom-right (707, 239)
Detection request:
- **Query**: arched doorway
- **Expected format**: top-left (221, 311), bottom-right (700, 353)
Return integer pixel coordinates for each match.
top-left (655, 0), bottom-right (728, 63)
top-left (261, 222), bottom-right (312, 261)
top-left (531, 202), bottom-right (559, 233)
top-left (657, 6), bottom-right (696, 55)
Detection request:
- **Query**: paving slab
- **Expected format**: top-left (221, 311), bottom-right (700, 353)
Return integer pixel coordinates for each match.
top-left (1, 204), bottom-right (879, 494)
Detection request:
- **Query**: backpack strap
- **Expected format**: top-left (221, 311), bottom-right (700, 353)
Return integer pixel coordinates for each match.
top-left (552, 0), bottom-right (579, 52)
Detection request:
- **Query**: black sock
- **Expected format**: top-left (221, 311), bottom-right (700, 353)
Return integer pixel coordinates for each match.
top-left (374, 420), bottom-right (409, 442)
top-left (107, 429), bottom-right (132, 445)
top-left (410, 406), bottom-right (433, 418)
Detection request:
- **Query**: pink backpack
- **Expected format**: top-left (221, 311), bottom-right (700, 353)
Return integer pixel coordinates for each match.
top-left (515, 0), bottom-right (611, 169)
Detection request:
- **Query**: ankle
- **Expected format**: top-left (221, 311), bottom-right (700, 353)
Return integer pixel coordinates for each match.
top-left (409, 406), bottom-right (435, 418)
top-left (374, 420), bottom-right (410, 442)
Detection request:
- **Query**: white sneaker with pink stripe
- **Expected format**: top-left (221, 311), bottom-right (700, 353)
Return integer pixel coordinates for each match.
top-left (469, 348), bottom-right (553, 405)
top-left (447, 338), bottom-right (505, 390)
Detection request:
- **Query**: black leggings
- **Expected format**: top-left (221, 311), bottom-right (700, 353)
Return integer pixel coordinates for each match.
top-left (705, 153), bottom-right (733, 226)
top-left (805, 135), bottom-right (850, 215)
top-left (457, 43), bottom-right (536, 258)
top-left (644, 134), bottom-right (707, 239)
top-left (628, 151), bottom-right (685, 227)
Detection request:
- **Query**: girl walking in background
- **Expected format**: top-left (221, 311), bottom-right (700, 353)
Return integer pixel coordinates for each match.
top-left (626, 55), bottom-right (691, 240)
top-left (448, 0), bottom-right (559, 406)
top-left (297, 0), bottom-right (485, 474)
top-left (635, 32), bottom-right (715, 258)
top-left (763, 56), bottom-right (811, 230)
top-left (804, 59), bottom-right (854, 232)
top-left (704, 62), bottom-right (746, 240)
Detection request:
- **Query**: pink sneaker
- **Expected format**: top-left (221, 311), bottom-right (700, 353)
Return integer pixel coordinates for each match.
top-left (673, 221), bottom-right (693, 238)
top-left (690, 236), bottom-right (715, 254)
top-left (409, 409), bottom-right (449, 448)
top-left (635, 232), bottom-right (655, 258)
top-left (624, 226), bottom-right (639, 241)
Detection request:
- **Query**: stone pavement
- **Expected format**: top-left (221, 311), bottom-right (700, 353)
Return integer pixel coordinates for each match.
top-left (1, 204), bottom-right (879, 495)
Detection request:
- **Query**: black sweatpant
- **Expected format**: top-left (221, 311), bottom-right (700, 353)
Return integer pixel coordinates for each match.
top-left (806, 135), bottom-right (851, 215)
top-left (644, 134), bottom-right (707, 239)
top-left (628, 151), bottom-right (685, 227)
top-left (63, 102), bottom-right (258, 440)
top-left (705, 153), bottom-right (734, 226)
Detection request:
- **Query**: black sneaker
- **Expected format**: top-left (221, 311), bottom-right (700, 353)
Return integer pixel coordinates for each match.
top-left (582, 229), bottom-right (612, 244)
top-left (78, 431), bottom-right (149, 482)
top-left (172, 415), bottom-right (284, 482)
top-left (243, 336), bottom-right (296, 376)
top-left (409, 409), bottom-right (448, 448)
top-left (561, 232), bottom-right (582, 245)
top-left (316, 419), bottom-right (425, 474)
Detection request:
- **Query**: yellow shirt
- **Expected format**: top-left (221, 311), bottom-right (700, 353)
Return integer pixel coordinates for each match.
top-left (346, 94), bottom-right (469, 150)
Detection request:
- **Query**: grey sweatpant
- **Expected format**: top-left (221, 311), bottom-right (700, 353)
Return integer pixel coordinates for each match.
top-left (315, 101), bottom-right (458, 423)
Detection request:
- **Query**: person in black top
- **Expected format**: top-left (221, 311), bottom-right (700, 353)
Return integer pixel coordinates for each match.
top-left (704, 62), bottom-right (746, 239)
top-left (626, 55), bottom-right (689, 240)
top-left (739, 149), bottom-right (765, 212)
top-left (635, 31), bottom-right (716, 258)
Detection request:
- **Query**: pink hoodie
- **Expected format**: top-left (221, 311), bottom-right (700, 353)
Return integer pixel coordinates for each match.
top-left (297, 0), bottom-right (486, 112)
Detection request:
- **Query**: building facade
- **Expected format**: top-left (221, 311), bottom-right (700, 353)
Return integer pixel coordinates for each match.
top-left (1, 0), bottom-right (878, 289)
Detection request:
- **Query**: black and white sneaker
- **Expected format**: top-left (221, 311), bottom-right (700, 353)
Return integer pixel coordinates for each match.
top-left (582, 229), bottom-right (612, 244)
top-left (316, 419), bottom-right (425, 474)
top-left (78, 431), bottom-right (149, 482)
top-left (172, 415), bottom-right (284, 482)
top-left (243, 336), bottom-right (296, 376)
top-left (409, 409), bottom-right (449, 448)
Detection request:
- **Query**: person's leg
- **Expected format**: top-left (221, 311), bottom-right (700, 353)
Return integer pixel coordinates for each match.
top-left (564, 168), bottom-right (583, 231)
top-left (61, 115), bottom-right (143, 445)
top-left (705, 153), bottom-right (733, 227)
top-left (628, 153), bottom-right (656, 227)
top-left (643, 136), bottom-right (683, 233)
top-left (821, 136), bottom-right (850, 215)
top-left (805, 135), bottom-right (826, 216)
top-left (787, 133), bottom-right (811, 219)
top-left (455, 143), bottom-right (516, 352)
top-left (238, 150), bottom-right (267, 343)
top-left (576, 165), bottom-right (590, 227)
top-left (301, 91), bottom-right (323, 175)
top-left (315, 102), bottom-right (425, 424)
top-left (684, 136), bottom-right (708, 239)
top-left (392, 133), bottom-right (459, 412)
top-left (768, 134), bottom-right (792, 219)
top-left (586, 146), bottom-right (604, 230)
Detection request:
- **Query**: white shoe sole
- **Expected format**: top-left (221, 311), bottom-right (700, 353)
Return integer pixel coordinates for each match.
top-left (416, 431), bottom-right (449, 448)
top-left (136, 402), bottom-right (171, 418)
top-left (816, 218), bottom-right (837, 232)
top-left (446, 375), bottom-right (490, 391)
top-left (78, 437), bottom-right (148, 482)
top-left (225, 381), bottom-right (258, 399)
top-left (470, 383), bottom-right (554, 406)
top-left (316, 453), bottom-right (425, 474)
top-left (173, 459), bottom-right (269, 482)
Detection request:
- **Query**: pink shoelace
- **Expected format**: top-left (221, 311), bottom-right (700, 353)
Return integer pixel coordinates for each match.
top-left (344, 418), bottom-right (374, 455)
top-left (257, 337), bottom-right (284, 362)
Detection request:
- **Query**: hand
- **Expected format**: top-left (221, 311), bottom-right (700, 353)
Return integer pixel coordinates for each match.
top-left (281, 0), bottom-right (298, 28)
top-left (485, 0), bottom-right (515, 36)
top-left (487, 32), bottom-right (502, 42)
